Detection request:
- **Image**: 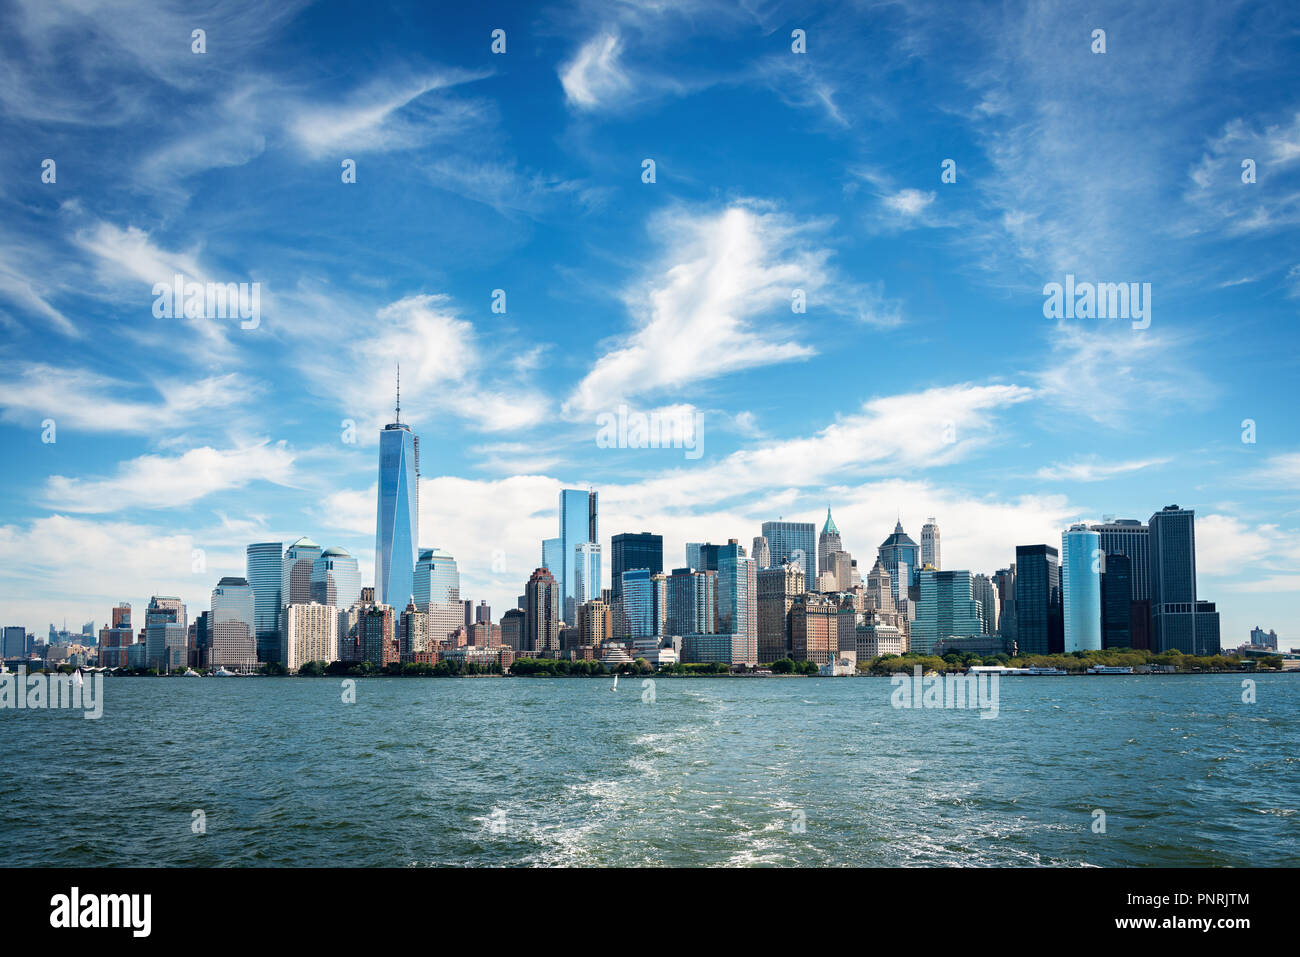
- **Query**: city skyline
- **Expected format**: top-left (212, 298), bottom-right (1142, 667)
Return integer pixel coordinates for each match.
top-left (0, 1), bottom-right (1298, 646)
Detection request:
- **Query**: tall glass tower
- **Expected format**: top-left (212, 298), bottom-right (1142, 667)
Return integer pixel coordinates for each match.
top-left (558, 489), bottom-right (598, 622)
top-left (1061, 524), bottom-right (1102, 652)
top-left (376, 370), bottom-right (419, 610)
top-left (246, 541), bottom-right (283, 663)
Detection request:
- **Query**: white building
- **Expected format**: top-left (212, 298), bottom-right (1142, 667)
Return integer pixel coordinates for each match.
top-left (282, 602), bottom-right (338, 672)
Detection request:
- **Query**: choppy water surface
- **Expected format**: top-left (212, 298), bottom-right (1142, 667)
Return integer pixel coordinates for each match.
top-left (2, 675), bottom-right (1296, 866)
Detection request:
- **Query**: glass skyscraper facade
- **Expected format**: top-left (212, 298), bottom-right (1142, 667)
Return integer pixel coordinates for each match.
top-left (910, 569), bottom-right (983, 655)
top-left (246, 541), bottom-right (283, 663)
top-left (610, 532), bottom-right (663, 600)
top-left (1149, 505), bottom-right (1218, 654)
top-left (1014, 544), bottom-right (1062, 655)
top-left (310, 547), bottom-right (362, 608)
top-left (621, 568), bottom-right (655, 638)
top-left (1099, 552), bottom-right (1133, 648)
top-left (1061, 525), bottom-right (1102, 652)
top-left (375, 409), bottom-right (419, 610)
top-left (414, 547), bottom-right (460, 605)
top-left (574, 541), bottom-right (602, 607)
top-left (282, 537), bottom-right (322, 606)
top-left (761, 520), bottom-right (816, 588)
top-left (716, 550), bottom-right (757, 665)
top-left (210, 576), bottom-right (258, 672)
top-left (558, 489), bottom-right (598, 622)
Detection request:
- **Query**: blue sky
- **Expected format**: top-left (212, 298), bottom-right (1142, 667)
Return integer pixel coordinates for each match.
top-left (1, 0), bottom-right (1297, 647)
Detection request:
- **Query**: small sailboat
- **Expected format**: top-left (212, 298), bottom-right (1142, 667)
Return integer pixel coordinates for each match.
top-left (611, 672), bottom-right (619, 692)
top-left (72, 668), bottom-right (84, 687)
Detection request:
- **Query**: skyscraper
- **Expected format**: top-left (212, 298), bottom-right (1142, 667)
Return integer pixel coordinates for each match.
top-left (311, 547), bottom-right (362, 608)
top-left (667, 567), bottom-right (716, 635)
top-left (757, 561), bottom-right (807, 663)
top-left (557, 488), bottom-right (598, 622)
top-left (761, 520), bottom-right (816, 587)
top-left (524, 567), bottom-right (560, 654)
top-left (145, 595), bottom-right (187, 672)
top-left (877, 521), bottom-right (921, 606)
top-left (1014, 545), bottom-right (1062, 655)
top-left (621, 568), bottom-right (656, 638)
top-left (1061, 524), bottom-right (1102, 652)
top-left (610, 532), bottom-right (663, 600)
top-left (971, 573), bottom-right (998, 636)
top-left (210, 577), bottom-right (258, 672)
top-left (375, 372), bottom-right (419, 610)
top-left (414, 548), bottom-right (460, 604)
top-left (281, 537), bottom-right (322, 606)
top-left (993, 566), bottom-right (1017, 643)
top-left (921, 517), bottom-right (941, 571)
top-left (716, 549), bottom-right (757, 666)
top-left (1099, 552), bottom-right (1133, 648)
top-left (1089, 519), bottom-right (1151, 600)
top-left (246, 541), bottom-right (283, 663)
top-left (1149, 505), bottom-right (1219, 654)
top-left (574, 541), bottom-right (602, 608)
top-left (910, 569), bottom-right (983, 655)
top-left (817, 508), bottom-right (842, 586)
top-left (751, 535), bottom-right (771, 570)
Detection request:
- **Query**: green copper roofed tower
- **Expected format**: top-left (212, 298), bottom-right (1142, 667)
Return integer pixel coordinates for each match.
top-left (818, 507), bottom-right (842, 589)
top-left (375, 365), bottom-right (419, 609)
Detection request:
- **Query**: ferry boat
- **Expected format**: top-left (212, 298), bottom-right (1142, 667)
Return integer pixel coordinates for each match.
top-left (1086, 665), bottom-right (1134, 674)
top-left (1021, 666), bottom-right (1069, 676)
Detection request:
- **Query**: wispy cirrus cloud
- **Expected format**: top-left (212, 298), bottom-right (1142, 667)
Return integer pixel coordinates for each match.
top-left (566, 200), bottom-right (893, 415)
top-left (1036, 456), bottom-right (1170, 482)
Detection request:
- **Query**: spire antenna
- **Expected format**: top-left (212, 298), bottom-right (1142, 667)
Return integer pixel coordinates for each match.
top-left (395, 362), bottom-right (401, 423)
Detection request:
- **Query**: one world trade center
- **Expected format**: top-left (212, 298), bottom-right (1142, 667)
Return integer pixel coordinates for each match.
top-left (375, 369), bottom-right (419, 609)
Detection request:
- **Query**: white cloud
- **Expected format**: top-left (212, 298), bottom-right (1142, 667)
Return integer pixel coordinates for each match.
top-left (883, 189), bottom-right (936, 217)
top-left (0, 363), bottom-right (252, 434)
top-left (565, 203), bottom-right (841, 415)
top-left (1036, 456), bottom-right (1170, 482)
top-left (42, 441), bottom-right (296, 513)
top-left (289, 70), bottom-right (492, 156)
top-left (560, 33), bottom-right (634, 110)
top-left (333, 294), bottom-right (550, 436)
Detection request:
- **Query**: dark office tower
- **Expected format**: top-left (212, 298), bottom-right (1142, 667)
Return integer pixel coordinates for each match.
top-left (525, 567), bottom-right (560, 654)
top-left (610, 532), bottom-right (664, 601)
top-left (500, 608), bottom-right (525, 652)
top-left (1099, 552), bottom-right (1133, 648)
top-left (1148, 505), bottom-right (1198, 653)
top-left (1089, 519), bottom-right (1151, 600)
top-left (1013, 545), bottom-right (1062, 655)
top-left (475, 600), bottom-right (491, 625)
top-left (1148, 505), bottom-right (1221, 654)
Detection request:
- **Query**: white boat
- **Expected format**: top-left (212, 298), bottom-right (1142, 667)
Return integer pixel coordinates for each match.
top-left (182, 668), bottom-right (201, 677)
top-left (612, 672), bottom-right (619, 691)
top-left (72, 668), bottom-right (84, 687)
top-left (214, 667), bottom-right (237, 677)
top-left (1086, 665), bottom-right (1133, 674)
top-left (1021, 666), bottom-right (1069, 676)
